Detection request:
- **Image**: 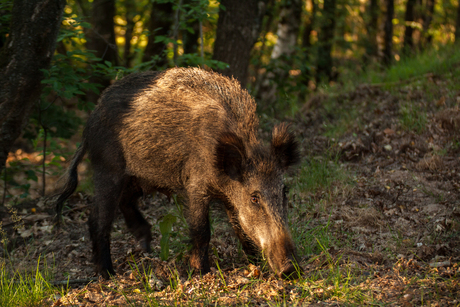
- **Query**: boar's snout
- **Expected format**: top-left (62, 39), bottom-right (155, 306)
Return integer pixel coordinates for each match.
top-left (278, 258), bottom-right (301, 279)
top-left (266, 231), bottom-right (302, 279)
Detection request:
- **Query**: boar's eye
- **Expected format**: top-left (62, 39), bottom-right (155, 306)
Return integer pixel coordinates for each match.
top-left (250, 195), bottom-right (260, 205)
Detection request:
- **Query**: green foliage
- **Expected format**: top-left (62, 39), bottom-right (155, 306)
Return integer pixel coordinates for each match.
top-left (0, 0), bottom-right (12, 43)
top-left (159, 213), bottom-right (177, 261)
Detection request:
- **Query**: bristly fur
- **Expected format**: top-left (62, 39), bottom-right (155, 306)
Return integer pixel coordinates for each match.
top-left (271, 123), bottom-right (300, 169)
top-left (53, 67), bottom-right (301, 280)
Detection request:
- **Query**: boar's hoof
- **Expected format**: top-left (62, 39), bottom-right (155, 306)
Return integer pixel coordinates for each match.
top-left (139, 238), bottom-right (152, 253)
top-left (100, 268), bottom-right (116, 280)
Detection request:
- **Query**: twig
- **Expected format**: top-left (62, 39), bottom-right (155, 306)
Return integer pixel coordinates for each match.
top-left (50, 277), bottom-right (99, 286)
top-left (2, 205), bottom-right (89, 228)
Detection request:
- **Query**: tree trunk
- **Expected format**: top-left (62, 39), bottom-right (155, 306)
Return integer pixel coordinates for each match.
top-left (0, 0), bottom-right (65, 175)
top-left (142, 1), bottom-right (173, 67)
top-left (85, 0), bottom-right (119, 105)
top-left (456, 1), bottom-right (460, 43)
top-left (316, 0), bottom-right (337, 83)
top-left (87, 0), bottom-right (118, 65)
top-left (212, 0), bottom-right (267, 87)
top-left (421, 0), bottom-right (435, 48)
top-left (383, 0), bottom-right (394, 66)
top-left (271, 0), bottom-right (302, 60)
top-left (258, 0), bottom-right (302, 106)
top-left (365, 0), bottom-right (379, 61)
top-left (403, 0), bottom-right (416, 56)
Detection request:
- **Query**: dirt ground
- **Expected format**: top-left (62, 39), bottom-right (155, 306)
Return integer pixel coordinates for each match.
top-left (1, 77), bottom-right (459, 306)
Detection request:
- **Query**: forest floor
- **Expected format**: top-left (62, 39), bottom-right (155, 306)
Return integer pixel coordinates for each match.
top-left (1, 71), bottom-right (460, 306)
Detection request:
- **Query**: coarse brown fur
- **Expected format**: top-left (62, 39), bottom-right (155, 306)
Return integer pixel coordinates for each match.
top-left (55, 67), bottom-right (300, 279)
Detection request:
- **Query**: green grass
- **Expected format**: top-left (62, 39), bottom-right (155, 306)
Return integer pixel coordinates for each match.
top-left (399, 103), bottom-right (428, 134)
top-left (354, 44), bottom-right (460, 86)
top-left (0, 258), bottom-right (60, 307)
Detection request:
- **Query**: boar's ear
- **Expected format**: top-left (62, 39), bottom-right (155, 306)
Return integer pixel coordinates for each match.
top-left (271, 124), bottom-right (300, 170)
top-left (215, 132), bottom-right (246, 182)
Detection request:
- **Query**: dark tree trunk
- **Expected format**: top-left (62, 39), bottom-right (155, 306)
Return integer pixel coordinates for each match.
top-left (403, 0), bottom-right (416, 55)
top-left (0, 0), bottom-right (65, 175)
top-left (85, 0), bottom-right (119, 105)
top-left (183, 21), bottom-right (200, 55)
top-left (383, 0), bottom-right (394, 66)
top-left (421, 0), bottom-right (435, 48)
top-left (456, 1), bottom-right (460, 43)
top-left (212, 0), bottom-right (266, 87)
top-left (316, 0), bottom-right (337, 83)
top-left (182, 0), bottom-right (200, 55)
top-left (87, 0), bottom-right (118, 65)
top-left (142, 1), bottom-right (173, 67)
top-left (365, 0), bottom-right (379, 60)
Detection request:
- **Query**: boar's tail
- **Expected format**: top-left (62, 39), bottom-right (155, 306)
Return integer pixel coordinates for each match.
top-left (54, 142), bottom-right (87, 224)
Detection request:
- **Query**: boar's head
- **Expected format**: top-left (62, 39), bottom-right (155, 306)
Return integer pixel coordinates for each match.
top-left (215, 124), bottom-right (301, 278)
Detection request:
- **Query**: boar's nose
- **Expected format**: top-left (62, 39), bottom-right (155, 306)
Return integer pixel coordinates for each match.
top-left (279, 260), bottom-right (301, 279)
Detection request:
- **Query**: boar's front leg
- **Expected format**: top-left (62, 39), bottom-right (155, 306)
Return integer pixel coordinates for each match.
top-left (188, 193), bottom-right (211, 274)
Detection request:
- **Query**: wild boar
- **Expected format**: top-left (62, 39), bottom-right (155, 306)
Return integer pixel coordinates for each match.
top-left (54, 67), bottom-right (301, 279)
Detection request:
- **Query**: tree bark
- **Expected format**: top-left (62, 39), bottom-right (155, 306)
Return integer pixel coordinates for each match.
top-left (87, 0), bottom-right (118, 65)
top-left (258, 0), bottom-right (302, 105)
top-left (421, 0), bottom-right (435, 48)
top-left (0, 0), bottom-right (65, 175)
top-left (212, 0), bottom-right (267, 87)
top-left (142, 1), bottom-right (173, 67)
top-left (85, 0), bottom-right (118, 105)
top-left (365, 0), bottom-right (379, 61)
top-left (383, 0), bottom-right (394, 66)
top-left (271, 0), bottom-right (302, 60)
top-left (403, 0), bottom-right (416, 55)
top-left (316, 0), bottom-right (337, 83)
top-left (456, 1), bottom-right (460, 43)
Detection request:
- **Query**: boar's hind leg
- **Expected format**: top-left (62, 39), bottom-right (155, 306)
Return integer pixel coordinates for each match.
top-left (88, 171), bottom-right (125, 279)
top-left (188, 194), bottom-right (211, 275)
top-left (118, 178), bottom-right (152, 253)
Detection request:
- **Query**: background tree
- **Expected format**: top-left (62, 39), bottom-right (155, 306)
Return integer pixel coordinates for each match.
top-left (0, 0), bottom-right (65, 176)
top-left (365, 0), bottom-right (379, 62)
top-left (383, 0), bottom-right (394, 66)
top-left (420, 0), bottom-right (435, 49)
top-left (212, 0), bottom-right (267, 86)
top-left (403, 0), bottom-right (416, 56)
top-left (142, 1), bottom-right (173, 67)
top-left (85, 0), bottom-right (119, 104)
top-left (316, 0), bottom-right (337, 83)
top-left (456, 1), bottom-right (460, 43)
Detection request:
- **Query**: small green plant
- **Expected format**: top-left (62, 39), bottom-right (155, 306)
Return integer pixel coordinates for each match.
top-left (159, 213), bottom-right (177, 261)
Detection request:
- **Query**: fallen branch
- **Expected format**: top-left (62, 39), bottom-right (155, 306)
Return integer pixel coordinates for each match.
top-left (2, 205), bottom-right (89, 229)
top-left (50, 277), bottom-right (99, 286)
